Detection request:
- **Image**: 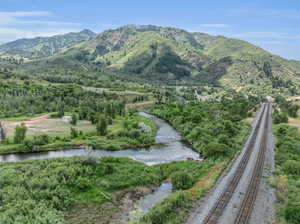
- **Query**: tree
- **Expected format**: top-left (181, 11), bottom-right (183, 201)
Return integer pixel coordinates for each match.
top-left (58, 104), bottom-right (65, 117)
top-left (0, 122), bottom-right (6, 142)
top-left (96, 116), bottom-right (107, 136)
top-left (14, 123), bottom-right (27, 143)
top-left (287, 104), bottom-right (299, 118)
top-left (202, 142), bottom-right (231, 158)
top-left (71, 113), bottom-right (78, 126)
top-left (70, 127), bottom-right (78, 138)
top-left (273, 112), bottom-right (288, 124)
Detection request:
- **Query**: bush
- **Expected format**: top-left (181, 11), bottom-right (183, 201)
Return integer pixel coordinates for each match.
top-left (71, 113), bottom-right (78, 126)
top-left (171, 171), bottom-right (193, 190)
top-left (273, 112), bottom-right (288, 124)
top-left (282, 160), bottom-right (300, 175)
top-left (33, 134), bottom-right (49, 145)
top-left (285, 199), bottom-right (300, 224)
top-left (140, 190), bottom-right (192, 224)
top-left (202, 142), bottom-right (231, 158)
top-left (70, 128), bottom-right (79, 139)
top-left (103, 164), bottom-right (114, 175)
top-left (14, 124), bottom-right (27, 144)
top-left (82, 148), bottom-right (99, 165)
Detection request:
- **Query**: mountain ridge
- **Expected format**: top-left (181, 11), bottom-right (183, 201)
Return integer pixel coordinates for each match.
top-left (0, 29), bottom-right (96, 59)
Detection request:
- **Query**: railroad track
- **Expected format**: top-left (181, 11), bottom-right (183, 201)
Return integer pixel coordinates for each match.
top-left (202, 103), bottom-right (269, 224)
top-left (234, 103), bottom-right (271, 224)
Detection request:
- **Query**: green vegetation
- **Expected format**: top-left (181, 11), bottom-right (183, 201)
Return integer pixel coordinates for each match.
top-left (149, 94), bottom-right (254, 159)
top-left (13, 124), bottom-right (27, 143)
top-left (0, 81), bottom-right (158, 154)
top-left (273, 96), bottom-right (299, 125)
top-left (135, 161), bottom-right (226, 224)
top-left (0, 156), bottom-right (220, 223)
top-left (273, 124), bottom-right (300, 224)
top-left (128, 96), bottom-right (255, 223)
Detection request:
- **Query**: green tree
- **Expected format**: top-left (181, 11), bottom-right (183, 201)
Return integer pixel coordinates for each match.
top-left (287, 104), bottom-right (299, 118)
top-left (14, 123), bottom-right (27, 143)
top-left (71, 113), bottom-right (78, 126)
top-left (273, 112), bottom-right (288, 124)
top-left (70, 128), bottom-right (78, 138)
top-left (0, 121), bottom-right (6, 141)
top-left (202, 142), bottom-right (231, 158)
top-left (96, 116), bottom-right (107, 136)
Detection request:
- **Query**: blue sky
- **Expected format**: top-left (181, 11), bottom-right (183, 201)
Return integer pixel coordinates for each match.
top-left (1, 0), bottom-right (300, 59)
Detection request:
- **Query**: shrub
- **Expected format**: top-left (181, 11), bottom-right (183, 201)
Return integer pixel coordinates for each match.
top-left (202, 142), bottom-right (231, 158)
top-left (96, 116), bottom-right (107, 136)
top-left (140, 190), bottom-right (192, 224)
top-left (33, 134), bottom-right (49, 145)
top-left (71, 113), bottom-right (78, 126)
top-left (171, 171), bottom-right (193, 190)
top-left (70, 128), bottom-right (78, 139)
top-left (14, 123), bottom-right (27, 144)
top-left (285, 199), bottom-right (300, 224)
top-left (103, 164), bottom-right (114, 175)
top-left (82, 148), bottom-right (99, 165)
top-left (282, 160), bottom-right (300, 175)
top-left (273, 112), bottom-right (288, 124)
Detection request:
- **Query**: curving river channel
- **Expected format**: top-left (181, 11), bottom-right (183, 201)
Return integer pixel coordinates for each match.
top-left (0, 112), bottom-right (200, 165)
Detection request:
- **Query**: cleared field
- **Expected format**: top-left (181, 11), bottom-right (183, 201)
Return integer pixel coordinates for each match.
top-left (3, 117), bottom-right (95, 138)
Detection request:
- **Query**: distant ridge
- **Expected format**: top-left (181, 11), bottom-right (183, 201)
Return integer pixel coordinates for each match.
top-left (0, 29), bottom-right (96, 58)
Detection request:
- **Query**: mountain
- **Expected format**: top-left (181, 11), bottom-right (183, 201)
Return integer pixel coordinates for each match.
top-left (58, 25), bottom-right (299, 89)
top-left (0, 29), bottom-right (96, 59)
top-left (2, 25), bottom-right (300, 94)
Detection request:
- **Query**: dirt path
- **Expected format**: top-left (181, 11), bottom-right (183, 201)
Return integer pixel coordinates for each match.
top-left (13, 114), bottom-right (50, 125)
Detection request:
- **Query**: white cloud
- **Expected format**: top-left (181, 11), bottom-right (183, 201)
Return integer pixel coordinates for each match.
top-left (18, 20), bottom-right (82, 26)
top-left (227, 9), bottom-right (300, 19)
top-left (231, 32), bottom-right (300, 39)
top-left (199, 24), bottom-right (230, 28)
top-left (0, 11), bottom-right (51, 17)
top-left (0, 28), bottom-right (82, 42)
top-left (0, 11), bottom-right (81, 26)
top-left (0, 11), bottom-right (84, 43)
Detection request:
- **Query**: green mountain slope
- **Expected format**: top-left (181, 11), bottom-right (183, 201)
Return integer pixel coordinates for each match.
top-left (0, 29), bottom-right (96, 59)
top-left (3, 25), bottom-right (300, 94)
